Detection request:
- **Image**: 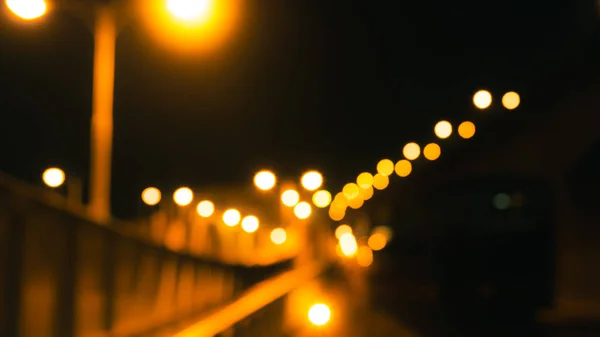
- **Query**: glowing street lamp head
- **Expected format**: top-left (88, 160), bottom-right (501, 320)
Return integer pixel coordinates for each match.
top-left (403, 142), bottom-right (421, 161)
top-left (502, 91), bottom-right (520, 110)
top-left (253, 170), bottom-right (276, 191)
top-left (293, 201), bottom-right (312, 219)
top-left (196, 200), bottom-right (215, 217)
top-left (166, 0), bottom-right (212, 22)
top-left (270, 228), bottom-right (287, 245)
top-left (6, 0), bottom-right (47, 20)
top-left (312, 190), bottom-right (332, 208)
top-left (300, 170), bottom-right (323, 191)
top-left (142, 187), bottom-right (162, 206)
top-left (42, 167), bottom-right (65, 188)
top-left (173, 187), bottom-right (193, 206)
top-left (308, 303), bottom-right (331, 326)
top-left (241, 215), bottom-right (259, 233)
top-left (281, 189), bottom-right (300, 207)
top-left (222, 208), bottom-right (241, 227)
top-left (473, 90), bottom-right (492, 109)
top-left (458, 121), bottom-right (476, 139)
top-left (434, 120), bottom-right (453, 139)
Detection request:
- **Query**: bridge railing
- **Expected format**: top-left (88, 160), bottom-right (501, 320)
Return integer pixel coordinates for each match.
top-left (0, 173), bottom-right (298, 337)
top-left (173, 262), bottom-right (325, 337)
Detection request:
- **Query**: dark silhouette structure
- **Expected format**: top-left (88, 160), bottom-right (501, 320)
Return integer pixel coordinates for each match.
top-left (369, 83), bottom-right (600, 336)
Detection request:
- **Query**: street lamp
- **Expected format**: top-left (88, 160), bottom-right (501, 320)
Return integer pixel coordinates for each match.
top-left (434, 120), bottom-right (453, 139)
top-left (458, 121), bottom-right (476, 139)
top-left (241, 215), bottom-right (259, 233)
top-left (196, 200), bottom-right (215, 217)
top-left (293, 201), bottom-right (312, 220)
top-left (308, 303), bottom-right (331, 327)
top-left (222, 208), bottom-right (241, 227)
top-left (141, 187), bottom-right (161, 206)
top-left (281, 189), bottom-right (300, 207)
top-left (253, 170), bottom-right (277, 191)
top-left (502, 91), bottom-right (520, 110)
top-left (473, 89), bottom-right (492, 109)
top-left (42, 167), bottom-right (65, 188)
top-left (300, 170), bottom-right (323, 191)
top-left (5, 0), bottom-right (224, 223)
top-left (402, 142), bottom-right (421, 161)
top-left (270, 227), bottom-right (286, 245)
top-left (173, 187), bottom-right (193, 206)
top-left (166, 0), bottom-right (211, 21)
top-left (5, 0), bottom-right (46, 20)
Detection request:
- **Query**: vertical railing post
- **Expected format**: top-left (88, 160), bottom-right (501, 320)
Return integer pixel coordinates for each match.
top-left (55, 223), bottom-right (77, 337)
top-left (102, 231), bottom-right (116, 332)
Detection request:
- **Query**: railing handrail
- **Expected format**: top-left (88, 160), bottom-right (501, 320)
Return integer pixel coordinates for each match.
top-left (173, 261), bottom-right (326, 337)
top-left (0, 171), bottom-right (296, 268)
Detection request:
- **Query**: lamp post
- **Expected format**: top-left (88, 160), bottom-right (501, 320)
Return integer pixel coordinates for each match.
top-left (88, 4), bottom-right (117, 223)
top-left (6, 0), bottom-right (225, 223)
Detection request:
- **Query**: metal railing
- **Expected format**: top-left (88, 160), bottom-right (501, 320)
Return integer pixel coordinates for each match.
top-left (173, 262), bottom-right (325, 337)
top-left (0, 173), bottom-right (296, 337)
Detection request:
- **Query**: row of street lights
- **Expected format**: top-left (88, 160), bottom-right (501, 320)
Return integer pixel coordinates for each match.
top-left (301, 90), bottom-right (520, 329)
top-left (39, 166), bottom-right (329, 244)
top-left (327, 89), bottom-right (520, 256)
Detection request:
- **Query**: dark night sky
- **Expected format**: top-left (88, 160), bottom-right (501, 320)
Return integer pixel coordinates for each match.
top-left (1, 0), bottom-right (599, 217)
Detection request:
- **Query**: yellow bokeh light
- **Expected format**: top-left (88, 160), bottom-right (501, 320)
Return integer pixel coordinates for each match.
top-left (333, 192), bottom-right (347, 205)
top-left (359, 186), bottom-right (374, 200)
top-left (434, 120), bottom-right (452, 139)
top-left (368, 232), bottom-right (387, 251)
top-left (42, 167), bottom-right (65, 188)
top-left (173, 187), bottom-right (193, 206)
top-left (403, 142), bottom-right (421, 160)
top-left (335, 224), bottom-right (353, 239)
top-left (222, 208), bottom-right (241, 227)
top-left (312, 190), bottom-right (332, 208)
top-left (376, 159), bottom-right (394, 177)
top-left (356, 246), bottom-right (373, 267)
top-left (300, 170), bottom-right (323, 191)
top-left (473, 90), bottom-right (492, 109)
top-left (348, 196), bottom-right (364, 209)
top-left (141, 187), bottom-right (161, 206)
top-left (330, 200), bottom-right (347, 213)
top-left (502, 91), bottom-right (520, 110)
top-left (253, 170), bottom-right (276, 191)
top-left (356, 172), bottom-right (373, 189)
top-left (241, 215), bottom-right (259, 233)
top-left (394, 159), bottom-right (412, 177)
top-left (281, 189), bottom-right (300, 207)
top-left (6, 0), bottom-right (47, 20)
top-left (293, 201), bottom-right (312, 219)
top-left (423, 143), bottom-right (441, 161)
top-left (328, 207), bottom-right (346, 221)
top-left (308, 303), bottom-right (331, 326)
top-left (270, 227), bottom-right (287, 245)
top-left (372, 173), bottom-right (389, 190)
top-left (342, 183), bottom-right (360, 200)
top-left (458, 121), bottom-right (476, 139)
top-left (330, 199), bottom-right (346, 210)
top-left (339, 233), bottom-right (358, 257)
top-left (166, 0), bottom-right (211, 21)
top-left (196, 200), bottom-right (215, 217)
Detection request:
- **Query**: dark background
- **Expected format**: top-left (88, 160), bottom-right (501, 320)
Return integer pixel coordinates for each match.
top-left (1, 0), bottom-right (599, 218)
